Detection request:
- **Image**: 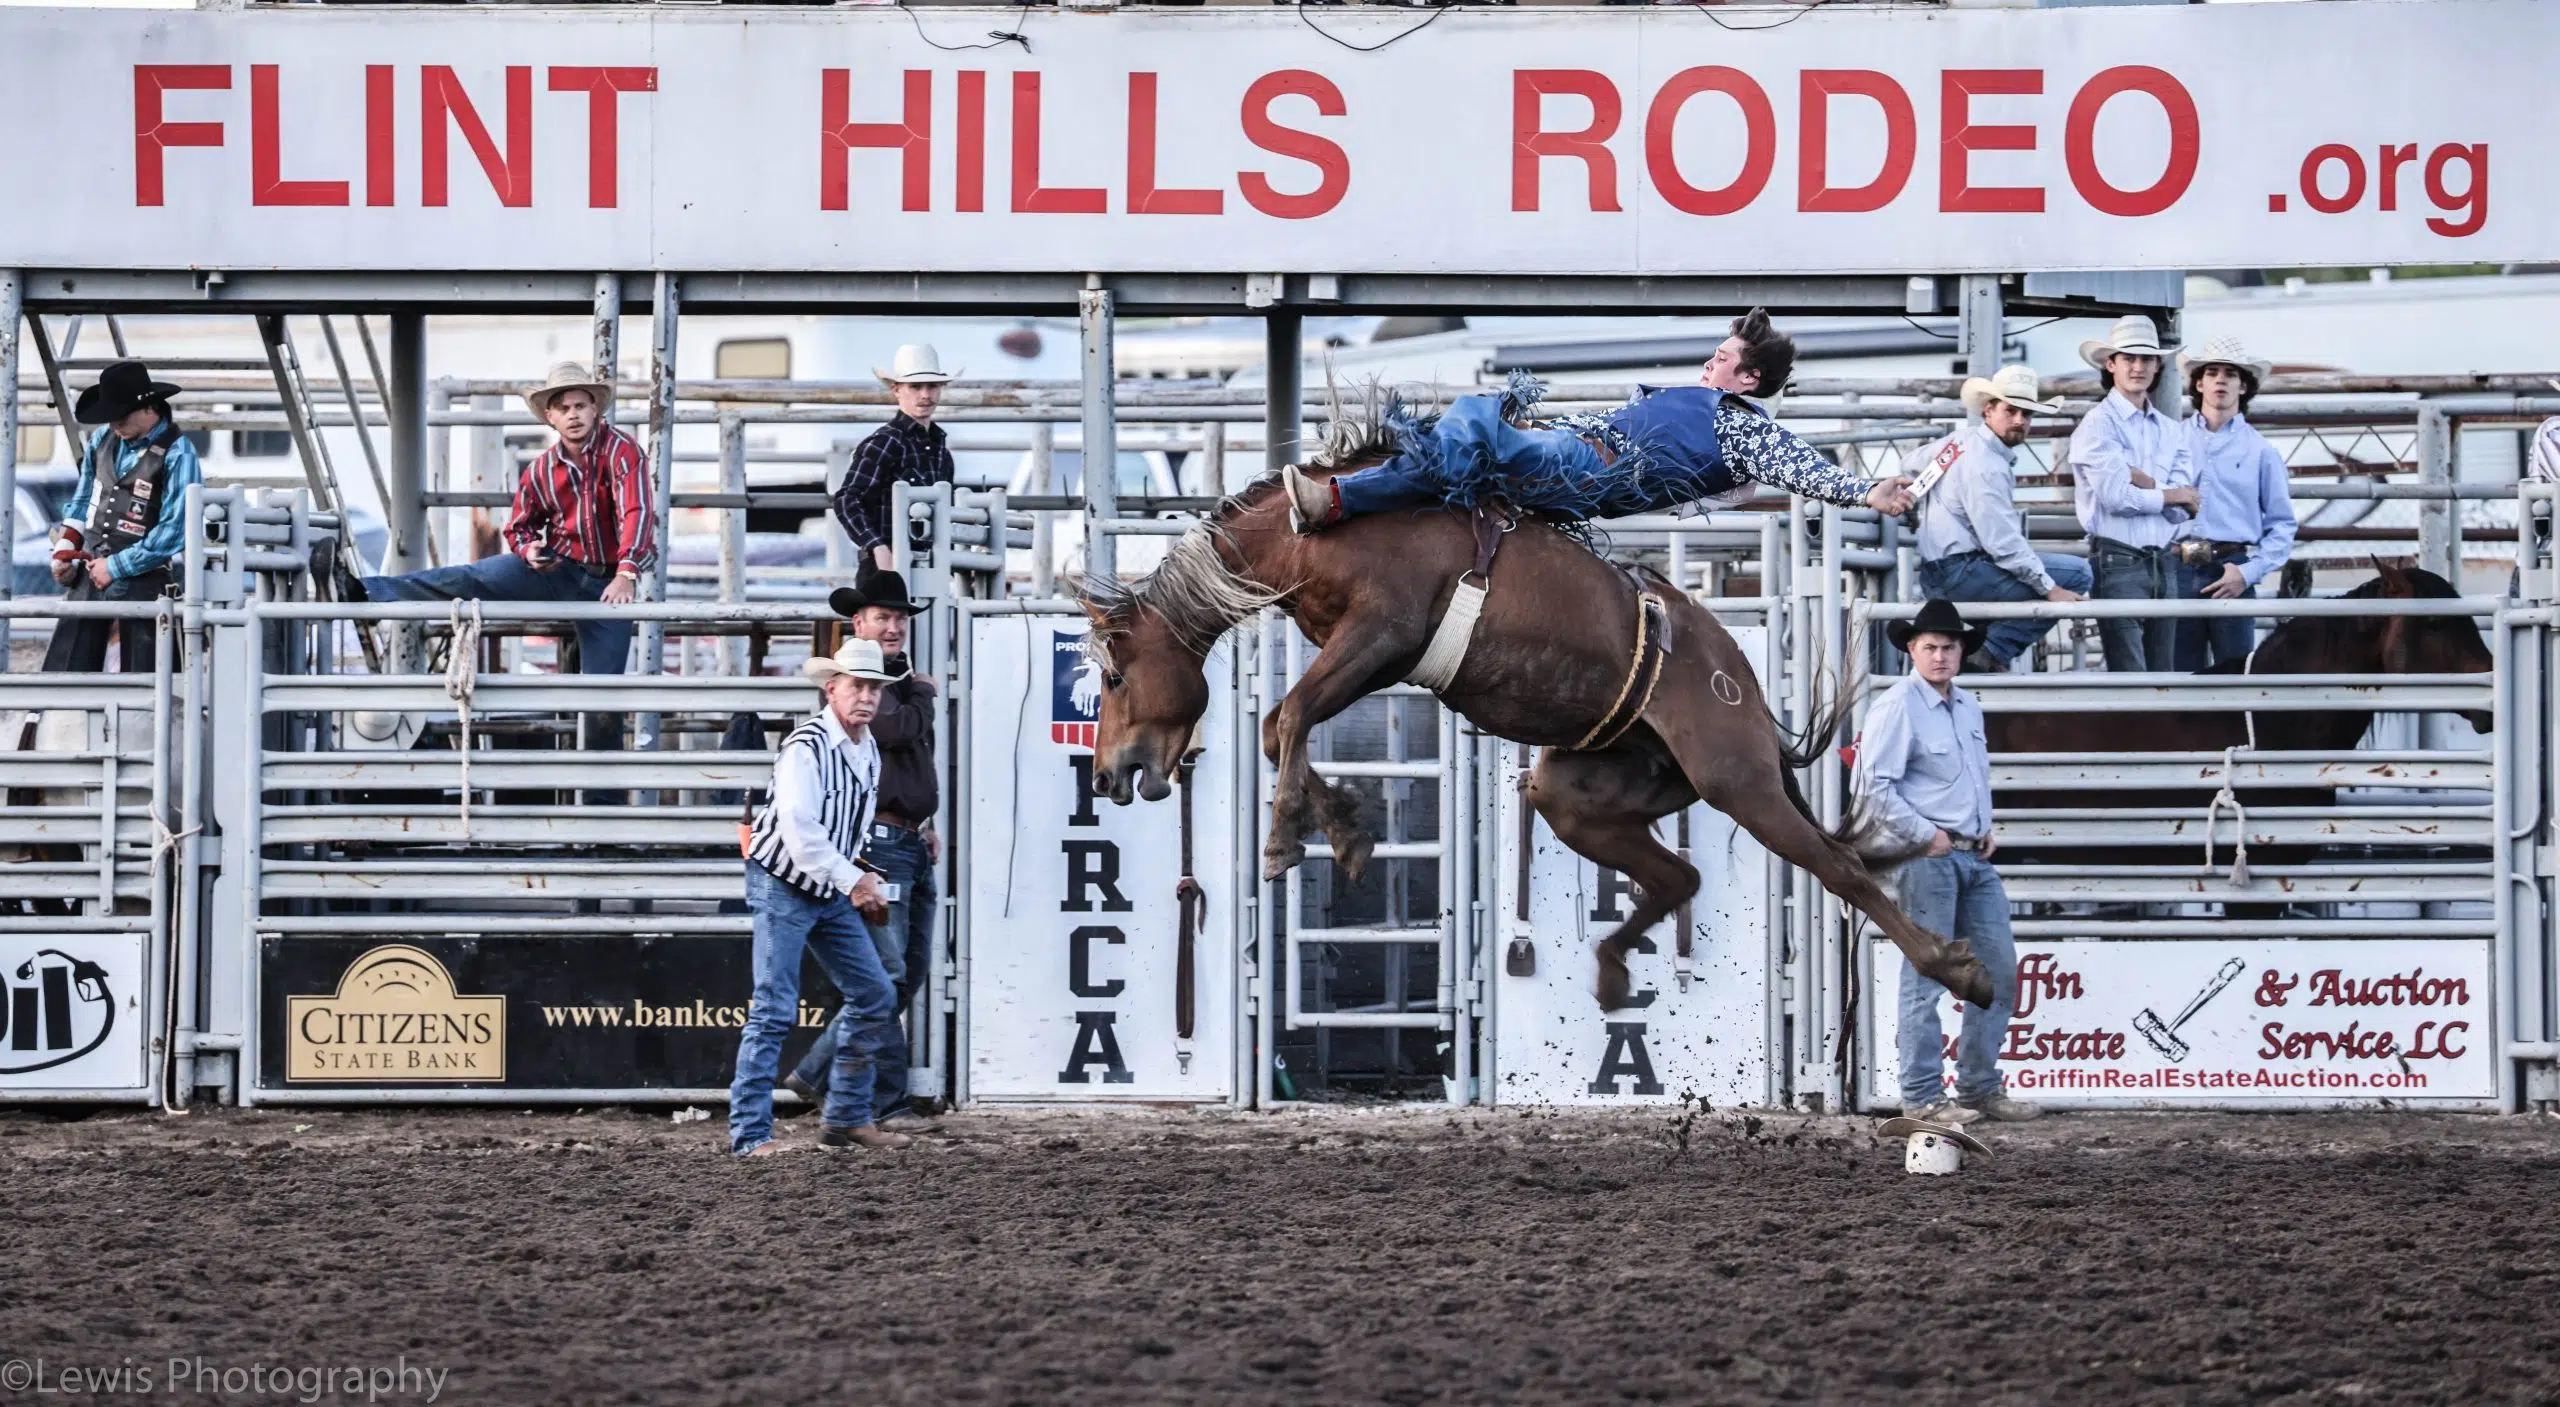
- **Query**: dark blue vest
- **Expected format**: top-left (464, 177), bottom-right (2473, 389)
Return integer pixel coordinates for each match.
top-left (1597, 386), bottom-right (1759, 508)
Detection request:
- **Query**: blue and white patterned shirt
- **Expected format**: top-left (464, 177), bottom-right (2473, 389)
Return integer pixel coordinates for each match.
top-left (2069, 389), bottom-right (2191, 548)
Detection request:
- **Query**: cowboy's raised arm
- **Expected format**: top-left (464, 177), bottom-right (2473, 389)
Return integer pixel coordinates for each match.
top-left (1719, 410), bottom-right (1876, 507)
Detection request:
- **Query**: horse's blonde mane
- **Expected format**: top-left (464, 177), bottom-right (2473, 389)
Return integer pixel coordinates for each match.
top-left (1074, 521), bottom-right (1291, 664)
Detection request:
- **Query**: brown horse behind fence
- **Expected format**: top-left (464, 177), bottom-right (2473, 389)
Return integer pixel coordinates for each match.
top-left (1983, 562), bottom-right (2494, 906)
top-left (1074, 463), bottom-right (1994, 1012)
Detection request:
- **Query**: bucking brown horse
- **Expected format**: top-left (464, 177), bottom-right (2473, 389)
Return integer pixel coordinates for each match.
top-left (1075, 454), bottom-right (1994, 1012)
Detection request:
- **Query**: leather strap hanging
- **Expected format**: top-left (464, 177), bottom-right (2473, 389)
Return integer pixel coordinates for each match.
top-left (1174, 756), bottom-right (1202, 1046)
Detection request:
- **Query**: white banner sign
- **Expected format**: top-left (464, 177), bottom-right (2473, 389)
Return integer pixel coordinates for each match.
top-left (1869, 938), bottom-right (2494, 1107)
top-left (0, 2), bottom-right (2542, 274)
top-left (1493, 625), bottom-right (1773, 1107)
top-left (963, 616), bottom-right (1237, 1103)
top-left (0, 934), bottom-right (147, 1092)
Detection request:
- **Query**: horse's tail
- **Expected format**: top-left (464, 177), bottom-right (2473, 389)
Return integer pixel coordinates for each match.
top-left (1764, 618), bottom-right (1902, 857)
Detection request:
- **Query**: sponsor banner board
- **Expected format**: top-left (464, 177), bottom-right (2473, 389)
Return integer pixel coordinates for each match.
top-left (1867, 937), bottom-right (2495, 1107)
top-left (0, 2), bottom-right (2543, 274)
top-left (0, 933), bottom-right (147, 1091)
top-left (963, 616), bottom-right (1237, 1103)
top-left (1492, 625), bottom-right (1772, 1107)
top-left (259, 935), bottom-right (848, 1090)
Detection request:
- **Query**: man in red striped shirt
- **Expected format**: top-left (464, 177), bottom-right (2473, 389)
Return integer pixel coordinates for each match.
top-left (355, 362), bottom-right (655, 675)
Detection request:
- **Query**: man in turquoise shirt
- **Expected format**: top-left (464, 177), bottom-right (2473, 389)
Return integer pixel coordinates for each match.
top-left (42, 360), bottom-right (202, 673)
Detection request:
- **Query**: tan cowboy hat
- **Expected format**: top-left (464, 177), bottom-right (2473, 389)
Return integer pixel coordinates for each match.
top-left (1960, 364), bottom-right (2064, 417)
top-left (524, 361), bottom-right (612, 417)
top-left (873, 344), bottom-right (958, 385)
top-left (2077, 314), bottom-right (2170, 371)
top-left (800, 636), bottom-right (902, 686)
top-left (2178, 332), bottom-right (2274, 386)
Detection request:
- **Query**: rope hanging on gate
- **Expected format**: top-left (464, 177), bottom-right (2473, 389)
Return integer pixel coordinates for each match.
top-left (150, 811), bottom-right (202, 1118)
top-left (1174, 754), bottom-right (1203, 1067)
top-left (2201, 650), bottom-right (2260, 888)
top-left (445, 601), bottom-right (483, 839)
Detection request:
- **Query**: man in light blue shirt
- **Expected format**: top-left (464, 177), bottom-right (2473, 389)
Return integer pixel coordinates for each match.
top-left (1911, 365), bottom-right (2091, 669)
top-left (1854, 599), bottom-right (2038, 1125)
top-left (2172, 335), bottom-right (2298, 668)
top-left (2069, 316), bottom-right (2199, 673)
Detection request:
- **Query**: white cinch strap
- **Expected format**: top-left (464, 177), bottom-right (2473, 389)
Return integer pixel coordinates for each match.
top-left (445, 601), bottom-right (484, 838)
top-left (1405, 579), bottom-right (1486, 693)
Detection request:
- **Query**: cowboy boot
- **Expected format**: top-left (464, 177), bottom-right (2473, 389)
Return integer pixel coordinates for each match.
top-left (1282, 465), bottom-right (1341, 534)
top-left (820, 1123), bottom-right (914, 1151)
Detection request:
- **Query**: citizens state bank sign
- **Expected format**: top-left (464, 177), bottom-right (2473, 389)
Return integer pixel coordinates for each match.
top-left (0, 1), bottom-right (2544, 276)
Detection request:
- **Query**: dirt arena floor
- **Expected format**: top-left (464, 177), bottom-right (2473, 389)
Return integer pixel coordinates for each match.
top-left (6, 1105), bottom-right (2560, 1405)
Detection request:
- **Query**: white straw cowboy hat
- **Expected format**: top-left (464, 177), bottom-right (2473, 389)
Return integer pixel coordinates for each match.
top-left (2178, 333), bottom-right (2274, 387)
top-left (524, 362), bottom-right (612, 417)
top-left (800, 636), bottom-right (903, 686)
top-left (873, 344), bottom-right (958, 385)
top-left (2077, 314), bottom-right (2170, 371)
top-left (1960, 364), bottom-right (2065, 417)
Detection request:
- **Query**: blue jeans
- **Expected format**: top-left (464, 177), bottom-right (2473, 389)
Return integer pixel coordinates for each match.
top-left (2088, 538), bottom-right (2177, 673)
top-left (730, 866), bottom-right (902, 1153)
top-left (792, 824), bottom-right (936, 1113)
top-left (1334, 394), bottom-right (1617, 519)
top-left (1915, 551), bottom-right (2095, 666)
top-left (363, 551), bottom-right (634, 675)
top-left (2170, 555), bottom-right (2258, 670)
top-left (1895, 851), bottom-right (2019, 1109)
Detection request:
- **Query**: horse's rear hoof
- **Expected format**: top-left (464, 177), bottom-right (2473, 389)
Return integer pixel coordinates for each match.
top-left (1593, 948), bottom-right (1632, 1012)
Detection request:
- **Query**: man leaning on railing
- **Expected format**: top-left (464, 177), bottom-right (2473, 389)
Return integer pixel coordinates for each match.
top-left (340, 362), bottom-right (654, 676)
top-left (1906, 364), bottom-right (2090, 673)
top-left (42, 359), bottom-right (201, 673)
top-left (832, 345), bottom-right (956, 574)
top-left (2171, 335), bottom-right (2297, 669)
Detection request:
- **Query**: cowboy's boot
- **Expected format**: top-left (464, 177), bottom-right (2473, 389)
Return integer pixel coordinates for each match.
top-left (1282, 465), bottom-right (1341, 534)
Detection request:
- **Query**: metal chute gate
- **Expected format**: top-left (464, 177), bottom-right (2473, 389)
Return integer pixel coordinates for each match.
top-left (2, 339), bottom-right (2555, 1111)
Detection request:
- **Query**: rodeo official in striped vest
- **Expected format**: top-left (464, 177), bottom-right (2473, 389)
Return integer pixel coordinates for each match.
top-left (730, 635), bottom-right (913, 1158)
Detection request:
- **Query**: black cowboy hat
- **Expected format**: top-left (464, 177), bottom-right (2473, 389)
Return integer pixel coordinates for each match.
top-left (828, 564), bottom-right (929, 618)
top-left (1887, 598), bottom-right (1988, 655)
top-left (74, 360), bottom-right (184, 426)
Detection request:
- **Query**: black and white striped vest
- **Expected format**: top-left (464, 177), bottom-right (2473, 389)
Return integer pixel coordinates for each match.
top-left (744, 714), bottom-right (878, 900)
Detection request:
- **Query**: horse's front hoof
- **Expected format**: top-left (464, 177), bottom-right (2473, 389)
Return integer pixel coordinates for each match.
top-left (1260, 839), bottom-right (1305, 882)
top-left (1331, 832), bottom-right (1375, 886)
top-left (1593, 947), bottom-right (1632, 1011)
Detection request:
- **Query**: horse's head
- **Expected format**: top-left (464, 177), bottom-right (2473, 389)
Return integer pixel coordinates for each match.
top-left (2367, 559), bottom-right (2495, 732)
top-left (1080, 597), bottom-right (1212, 806)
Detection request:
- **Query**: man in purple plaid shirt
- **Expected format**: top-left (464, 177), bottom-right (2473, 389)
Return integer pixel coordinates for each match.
top-left (832, 345), bottom-right (956, 572)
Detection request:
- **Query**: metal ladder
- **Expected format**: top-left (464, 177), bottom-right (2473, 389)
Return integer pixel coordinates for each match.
top-left (1259, 616), bottom-right (1474, 1103)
